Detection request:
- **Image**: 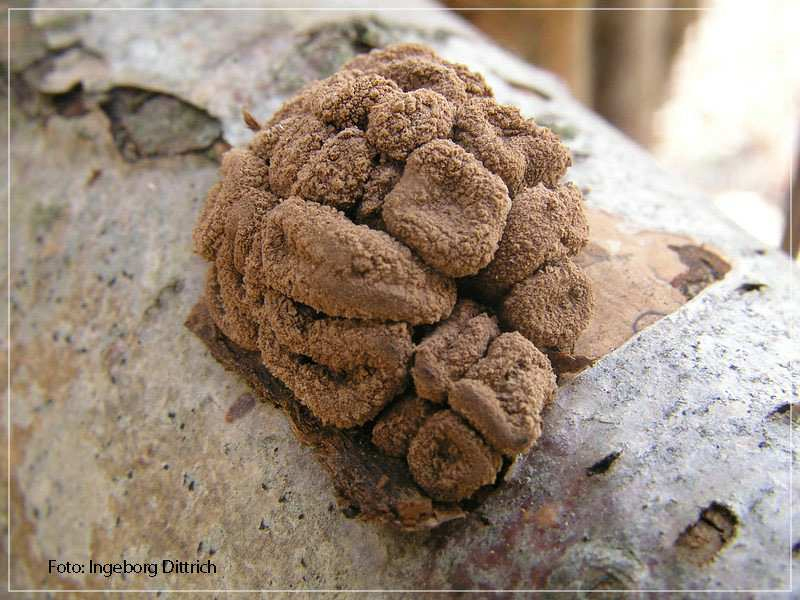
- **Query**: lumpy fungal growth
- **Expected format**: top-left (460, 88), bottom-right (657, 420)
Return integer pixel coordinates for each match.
top-left (192, 44), bottom-right (594, 505)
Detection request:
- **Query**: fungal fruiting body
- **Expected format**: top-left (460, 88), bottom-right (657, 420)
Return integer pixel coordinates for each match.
top-left (193, 44), bottom-right (594, 504)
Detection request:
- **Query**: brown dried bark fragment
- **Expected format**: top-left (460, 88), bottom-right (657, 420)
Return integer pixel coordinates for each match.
top-left (407, 410), bottom-right (502, 503)
top-left (383, 139), bottom-right (511, 278)
top-left (225, 393), bottom-right (256, 423)
top-left (412, 299), bottom-right (500, 403)
top-left (448, 332), bottom-right (556, 455)
top-left (669, 244), bottom-right (732, 299)
top-left (546, 349), bottom-right (597, 380)
top-left (676, 502), bottom-right (739, 565)
top-left (500, 258), bottom-right (594, 350)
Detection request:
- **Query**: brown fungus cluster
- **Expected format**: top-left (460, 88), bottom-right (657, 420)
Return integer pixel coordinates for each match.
top-left (193, 44), bottom-right (594, 504)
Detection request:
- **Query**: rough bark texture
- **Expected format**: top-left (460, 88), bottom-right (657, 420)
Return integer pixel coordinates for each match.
top-left (5, 2), bottom-right (798, 594)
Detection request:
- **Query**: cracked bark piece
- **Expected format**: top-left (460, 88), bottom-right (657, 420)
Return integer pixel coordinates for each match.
top-left (258, 289), bottom-right (413, 428)
top-left (366, 89), bottom-right (454, 160)
top-left (292, 127), bottom-right (376, 210)
top-left (382, 139), bottom-right (511, 278)
top-left (260, 197), bottom-right (456, 324)
top-left (412, 300), bottom-right (500, 403)
top-left (469, 183), bottom-right (589, 301)
top-left (448, 332), bottom-right (556, 455)
top-left (371, 395), bottom-right (435, 458)
top-left (500, 258), bottom-right (595, 350)
top-left (311, 70), bottom-right (402, 129)
top-left (407, 410), bottom-right (502, 503)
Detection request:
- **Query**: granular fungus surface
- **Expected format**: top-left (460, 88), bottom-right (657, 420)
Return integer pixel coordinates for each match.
top-left (192, 43), bottom-right (593, 513)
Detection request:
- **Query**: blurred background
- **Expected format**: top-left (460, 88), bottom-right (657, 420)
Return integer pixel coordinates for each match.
top-left (445, 0), bottom-right (799, 257)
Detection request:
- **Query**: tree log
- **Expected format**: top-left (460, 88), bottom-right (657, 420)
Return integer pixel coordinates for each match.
top-left (5, 3), bottom-right (797, 593)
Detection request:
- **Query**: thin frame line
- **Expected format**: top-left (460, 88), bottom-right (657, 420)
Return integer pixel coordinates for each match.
top-left (5, 4), bottom-right (792, 595)
top-left (8, 6), bottom-right (711, 11)
top-left (3, 588), bottom-right (792, 594)
top-left (6, 6), bottom-right (11, 596)
top-left (790, 116), bottom-right (796, 592)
